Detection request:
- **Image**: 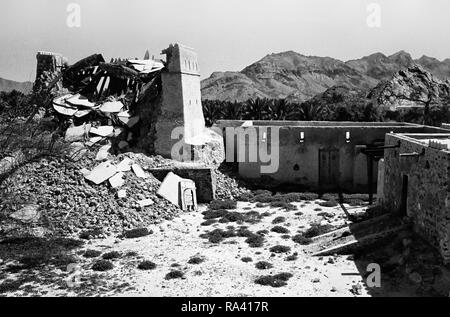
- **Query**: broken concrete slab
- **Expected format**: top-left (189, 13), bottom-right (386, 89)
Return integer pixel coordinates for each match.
top-left (65, 123), bottom-right (91, 142)
top-left (95, 144), bottom-right (111, 161)
top-left (113, 127), bottom-right (125, 137)
top-left (132, 164), bottom-right (148, 179)
top-left (116, 158), bottom-right (132, 172)
top-left (99, 100), bottom-right (123, 113)
top-left (109, 172), bottom-right (125, 188)
top-left (85, 136), bottom-right (103, 147)
top-left (156, 172), bottom-right (195, 207)
top-left (66, 94), bottom-right (96, 108)
top-left (84, 161), bottom-right (117, 185)
top-left (137, 199), bottom-right (154, 207)
top-left (90, 126), bottom-right (114, 137)
top-left (117, 111), bottom-right (139, 127)
top-left (74, 108), bottom-right (92, 118)
top-left (117, 189), bottom-right (127, 198)
top-left (67, 142), bottom-right (87, 161)
top-left (149, 167), bottom-right (216, 203)
top-left (53, 102), bottom-right (78, 116)
top-left (79, 168), bottom-right (90, 176)
top-left (9, 204), bottom-right (40, 223)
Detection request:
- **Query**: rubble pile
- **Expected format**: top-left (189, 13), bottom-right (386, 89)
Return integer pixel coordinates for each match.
top-left (213, 166), bottom-right (251, 200)
top-left (50, 54), bottom-right (164, 155)
top-left (0, 151), bottom-right (181, 238)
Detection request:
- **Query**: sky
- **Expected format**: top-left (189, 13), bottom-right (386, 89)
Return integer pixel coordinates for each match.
top-left (1, 0), bottom-right (450, 82)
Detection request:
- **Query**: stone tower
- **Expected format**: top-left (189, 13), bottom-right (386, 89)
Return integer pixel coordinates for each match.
top-left (154, 43), bottom-right (207, 158)
top-left (33, 51), bottom-right (67, 92)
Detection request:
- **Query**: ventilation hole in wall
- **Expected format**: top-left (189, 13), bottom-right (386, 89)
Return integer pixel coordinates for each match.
top-left (425, 161), bottom-right (430, 169)
top-left (293, 164), bottom-right (300, 171)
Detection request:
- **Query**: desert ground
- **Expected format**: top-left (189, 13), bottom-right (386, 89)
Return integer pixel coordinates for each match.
top-left (1, 197), bottom-right (449, 297)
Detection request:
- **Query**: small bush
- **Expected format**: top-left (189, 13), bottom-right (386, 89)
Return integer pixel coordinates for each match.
top-left (210, 200), bottom-right (237, 210)
top-left (281, 234), bottom-right (291, 240)
top-left (188, 257), bottom-right (205, 265)
top-left (0, 280), bottom-right (22, 293)
top-left (285, 254), bottom-right (298, 261)
top-left (252, 192), bottom-right (275, 203)
top-left (124, 228), bottom-right (151, 239)
top-left (138, 261), bottom-right (156, 270)
top-left (292, 234), bottom-right (313, 245)
top-left (220, 211), bottom-right (245, 223)
top-left (92, 260), bottom-right (114, 271)
top-left (255, 261), bottom-right (273, 270)
top-left (241, 257), bottom-right (253, 263)
top-left (343, 194), bottom-right (370, 206)
top-left (201, 219), bottom-right (217, 226)
top-left (269, 245), bottom-right (291, 253)
top-left (273, 272), bottom-right (293, 281)
top-left (102, 251), bottom-right (121, 260)
top-left (271, 226), bottom-right (290, 234)
top-left (318, 199), bottom-right (338, 207)
top-left (236, 228), bottom-right (254, 238)
top-left (321, 193), bottom-right (338, 202)
top-left (255, 202), bottom-right (266, 208)
top-left (303, 223), bottom-right (334, 238)
top-left (318, 212), bottom-right (335, 218)
top-left (237, 192), bottom-right (254, 202)
top-left (272, 216), bottom-right (286, 224)
top-left (254, 272), bottom-right (293, 288)
top-left (273, 192), bottom-right (318, 202)
top-left (126, 251), bottom-right (138, 257)
top-left (165, 270), bottom-right (184, 280)
top-left (83, 250), bottom-right (102, 258)
top-left (200, 228), bottom-right (236, 243)
top-left (294, 212), bottom-right (304, 216)
top-left (269, 201), bottom-right (297, 211)
top-left (245, 234), bottom-right (265, 248)
top-left (203, 209), bottom-right (229, 219)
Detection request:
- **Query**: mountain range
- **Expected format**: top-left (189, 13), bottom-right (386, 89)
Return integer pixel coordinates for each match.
top-left (0, 77), bottom-right (32, 94)
top-left (200, 50), bottom-right (450, 102)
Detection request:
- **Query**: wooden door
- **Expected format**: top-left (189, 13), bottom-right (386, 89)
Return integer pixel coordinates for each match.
top-left (319, 149), bottom-right (340, 189)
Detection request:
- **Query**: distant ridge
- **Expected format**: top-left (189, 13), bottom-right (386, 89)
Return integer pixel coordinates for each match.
top-left (201, 50), bottom-right (450, 102)
top-left (0, 77), bottom-right (33, 94)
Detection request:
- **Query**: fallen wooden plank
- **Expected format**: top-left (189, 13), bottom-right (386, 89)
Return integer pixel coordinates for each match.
top-left (312, 225), bottom-right (407, 256)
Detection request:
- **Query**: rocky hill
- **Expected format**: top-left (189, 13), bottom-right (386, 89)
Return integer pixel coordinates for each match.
top-left (368, 65), bottom-right (450, 110)
top-left (0, 77), bottom-right (32, 94)
top-left (304, 65), bottom-right (450, 113)
top-left (201, 51), bottom-right (450, 102)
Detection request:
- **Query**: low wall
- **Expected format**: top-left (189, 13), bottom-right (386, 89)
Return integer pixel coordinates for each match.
top-left (215, 121), bottom-right (441, 192)
top-left (382, 133), bottom-right (450, 262)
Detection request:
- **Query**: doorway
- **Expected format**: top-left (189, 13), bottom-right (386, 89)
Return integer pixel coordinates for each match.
top-left (319, 149), bottom-right (340, 189)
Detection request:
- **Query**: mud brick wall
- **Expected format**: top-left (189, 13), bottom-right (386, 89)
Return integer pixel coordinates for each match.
top-left (382, 134), bottom-right (450, 262)
top-left (148, 167), bottom-right (216, 203)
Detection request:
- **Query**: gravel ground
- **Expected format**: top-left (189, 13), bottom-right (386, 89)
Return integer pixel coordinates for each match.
top-left (2, 200), bottom-right (448, 297)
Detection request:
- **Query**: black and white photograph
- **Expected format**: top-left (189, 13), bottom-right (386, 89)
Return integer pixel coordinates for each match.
top-left (1, 0), bottom-right (450, 302)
